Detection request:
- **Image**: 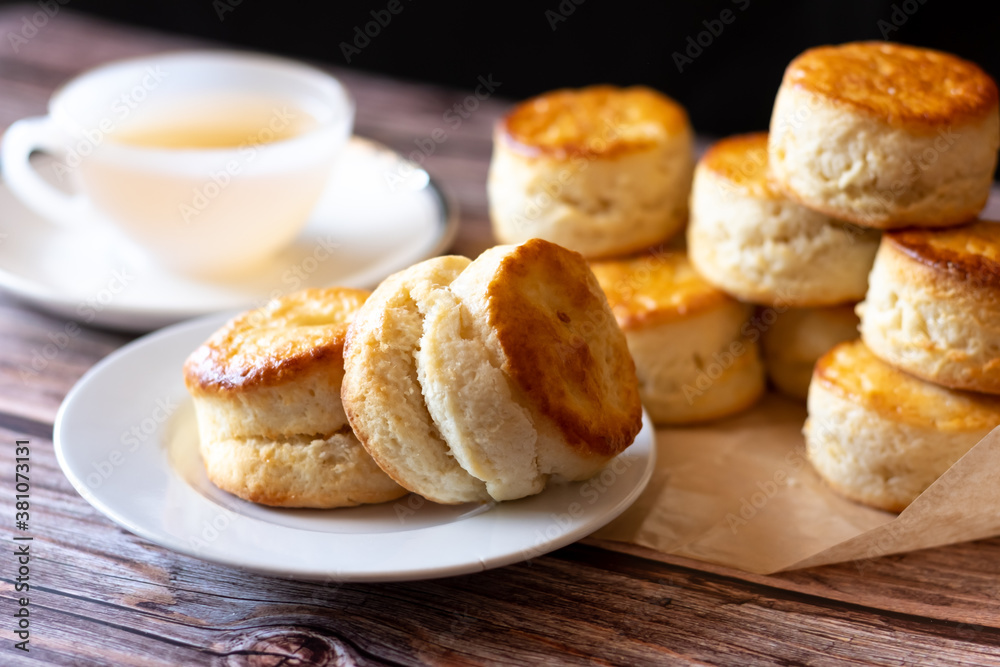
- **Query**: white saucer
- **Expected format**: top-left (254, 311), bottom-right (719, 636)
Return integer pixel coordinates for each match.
top-left (0, 137), bottom-right (457, 331)
top-left (53, 313), bottom-right (655, 582)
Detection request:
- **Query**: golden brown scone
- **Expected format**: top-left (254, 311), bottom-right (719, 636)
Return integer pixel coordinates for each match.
top-left (488, 85), bottom-right (694, 257)
top-left (805, 340), bottom-right (1000, 512)
top-left (590, 249), bottom-right (765, 425)
top-left (446, 239), bottom-right (642, 466)
top-left (761, 305), bottom-right (860, 400)
top-left (688, 132), bottom-right (880, 306)
top-left (183, 288), bottom-right (407, 508)
top-left (858, 220), bottom-right (1000, 394)
top-left (342, 239), bottom-right (643, 504)
top-left (769, 41), bottom-right (1000, 229)
top-left (184, 288), bottom-right (365, 440)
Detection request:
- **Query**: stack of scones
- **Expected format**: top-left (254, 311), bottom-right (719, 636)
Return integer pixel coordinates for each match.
top-left (767, 41), bottom-right (1000, 512)
top-left (488, 41), bottom-right (1000, 513)
top-left (489, 85), bottom-right (767, 425)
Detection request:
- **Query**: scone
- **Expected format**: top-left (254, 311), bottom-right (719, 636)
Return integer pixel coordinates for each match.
top-left (769, 41), bottom-right (999, 229)
top-left (589, 249), bottom-right (765, 425)
top-left (488, 85), bottom-right (694, 258)
top-left (342, 239), bottom-right (643, 504)
top-left (339, 256), bottom-right (491, 505)
top-left (183, 288), bottom-right (407, 508)
top-left (761, 305), bottom-right (860, 400)
top-left (688, 132), bottom-right (880, 306)
top-left (858, 220), bottom-right (1000, 395)
top-left (805, 340), bottom-right (1000, 512)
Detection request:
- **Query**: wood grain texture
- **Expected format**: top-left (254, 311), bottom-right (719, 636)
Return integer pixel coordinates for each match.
top-left (0, 5), bottom-right (998, 665)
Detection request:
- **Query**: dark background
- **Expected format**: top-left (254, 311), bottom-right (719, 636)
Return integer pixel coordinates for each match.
top-left (12, 0), bottom-right (999, 138)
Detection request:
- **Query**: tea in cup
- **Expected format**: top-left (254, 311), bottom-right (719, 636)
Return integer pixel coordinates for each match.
top-left (1, 50), bottom-right (354, 277)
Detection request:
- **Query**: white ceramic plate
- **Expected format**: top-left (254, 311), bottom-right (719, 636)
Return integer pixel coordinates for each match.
top-left (0, 136), bottom-right (456, 332)
top-left (53, 314), bottom-right (656, 582)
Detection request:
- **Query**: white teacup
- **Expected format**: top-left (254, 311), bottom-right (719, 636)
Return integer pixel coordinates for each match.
top-left (1, 50), bottom-right (354, 278)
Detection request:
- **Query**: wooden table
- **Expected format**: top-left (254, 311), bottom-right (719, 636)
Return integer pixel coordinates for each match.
top-left (1, 7), bottom-right (999, 665)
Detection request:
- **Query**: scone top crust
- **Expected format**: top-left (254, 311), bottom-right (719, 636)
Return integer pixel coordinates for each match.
top-left (486, 239), bottom-right (642, 457)
top-left (184, 287), bottom-right (369, 392)
top-left (498, 85), bottom-right (690, 159)
top-left (698, 132), bottom-right (776, 200)
top-left (886, 220), bottom-right (1000, 289)
top-left (589, 249), bottom-right (733, 330)
top-left (814, 340), bottom-right (1000, 432)
top-left (784, 41), bottom-right (999, 129)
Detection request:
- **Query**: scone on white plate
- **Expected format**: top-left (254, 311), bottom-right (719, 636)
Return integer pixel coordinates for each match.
top-left (488, 85), bottom-right (694, 258)
top-left (589, 249), bottom-right (765, 425)
top-left (769, 41), bottom-right (999, 229)
top-left (183, 288), bottom-right (407, 508)
top-left (805, 340), bottom-right (1000, 512)
top-left (761, 305), bottom-right (860, 400)
top-left (859, 220), bottom-right (1000, 395)
top-left (688, 132), bottom-right (880, 306)
top-left (342, 239), bottom-right (643, 504)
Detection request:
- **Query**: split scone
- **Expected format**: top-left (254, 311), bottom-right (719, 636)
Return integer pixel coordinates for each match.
top-left (688, 132), bottom-right (880, 306)
top-left (488, 85), bottom-right (694, 258)
top-left (589, 249), bottom-right (765, 425)
top-left (769, 41), bottom-right (999, 229)
top-left (342, 239), bottom-right (643, 504)
top-left (805, 340), bottom-right (1000, 512)
top-left (859, 220), bottom-right (1000, 395)
top-left (761, 305), bottom-right (860, 400)
top-left (183, 288), bottom-right (407, 508)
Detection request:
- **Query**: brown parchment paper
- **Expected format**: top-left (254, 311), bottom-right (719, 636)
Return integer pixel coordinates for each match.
top-left (592, 393), bottom-right (1000, 574)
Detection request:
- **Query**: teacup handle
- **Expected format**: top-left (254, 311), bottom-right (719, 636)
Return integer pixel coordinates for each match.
top-left (2, 116), bottom-right (91, 228)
